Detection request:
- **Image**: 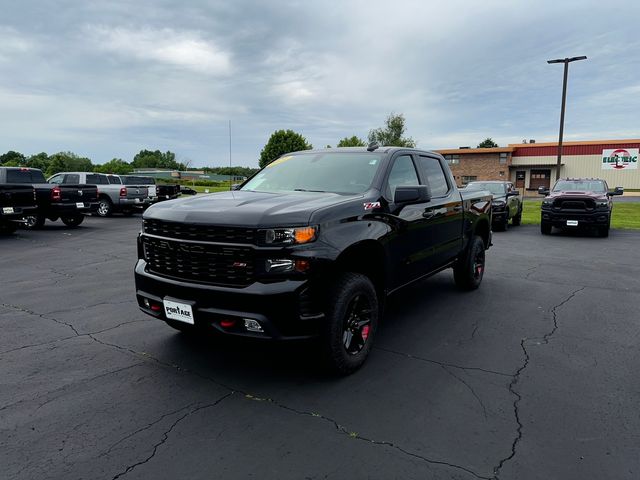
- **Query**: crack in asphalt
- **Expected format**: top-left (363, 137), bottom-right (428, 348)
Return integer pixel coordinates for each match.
top-left (102, 403), bottom-right (198, 455)
top-left (46, 299), bottom-right (136, 316)
top-left (1, 303), bottom-right (80, 336)
top-left (375, 346), bottom-right (512, 377)
top-left (440, 365), bottom-right (488, 420)
top-left (491, 286), bottom-right (585, 479)
top-left (110, 393), bottom-right (234, 480)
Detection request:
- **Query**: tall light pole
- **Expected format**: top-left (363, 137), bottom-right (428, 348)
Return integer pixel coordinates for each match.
top-left (547, 56), bottom-right (587, 182)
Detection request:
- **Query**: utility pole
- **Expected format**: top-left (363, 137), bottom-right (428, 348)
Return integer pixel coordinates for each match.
top-left (547, 56), bottom-right (587, 183)
top-left (228, 119), bottom-right (232, 191)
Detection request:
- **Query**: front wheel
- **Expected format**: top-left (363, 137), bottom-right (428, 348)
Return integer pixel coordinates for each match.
top-left (540, 221), bottom-right (552, 235)
top-left (453, 235), bottom-right (486, 291)
top-left (321, 273), bottom-right (379, 375)
top-left (61, 214), bottom-right (84, 227)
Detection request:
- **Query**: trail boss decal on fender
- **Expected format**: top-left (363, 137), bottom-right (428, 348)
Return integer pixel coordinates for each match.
top-left (363, 202), bottom-right (381, 210)
top-left (602, 148), bottom-right (638, 170)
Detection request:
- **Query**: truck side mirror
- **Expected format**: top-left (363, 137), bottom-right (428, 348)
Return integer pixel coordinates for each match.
top-left (610, 186), bottom-right (624, 196)
top-left (507, 190), bottom-right (519, 197)
top-left (538, 186), bottom-right (550, 195)
top-left (394, 185), bottom-right (431, 204)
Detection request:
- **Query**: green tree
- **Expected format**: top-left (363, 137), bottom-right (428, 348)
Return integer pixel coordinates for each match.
top-left (26, 152), bottom-right (50, 171)
top-left (94, 158), bottom-right (133, 174)
top-left (477, 138), bottom-right (499, 148)
top-left (259, 130), bottom-right (312, 168)
top-left (368, 113), bottom-right (416, 148)
top-left (0, 150), bottom-right (26, 165)
top-left (132, 149), bottom-right (184, 170)
top-left (45, 152), bottom-right (93, 176)
top-left (337, 136), bottom-right (366, 147)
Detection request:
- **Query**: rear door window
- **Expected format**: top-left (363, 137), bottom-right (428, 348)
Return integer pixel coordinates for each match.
top-left (417, 156), bottom-right (450, 197)
top-left (48, 174), bottom-right (64, 184)
top-left (64, 174), bottom-right (80, 184)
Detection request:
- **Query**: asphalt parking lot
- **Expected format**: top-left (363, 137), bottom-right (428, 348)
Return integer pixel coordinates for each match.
top-left (1, 216), bottom-right (639, 479)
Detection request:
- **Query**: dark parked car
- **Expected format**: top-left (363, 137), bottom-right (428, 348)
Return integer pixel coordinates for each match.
top-left (539, 178), bottom-right (623, 237)
top-left (465, 181), bottom-right (522, 231)
top-left (1, 167), bottom-right (98, 228)
top-left (179, 186), bottom-right (197, 195)
top-left (135, 146), bottom-right (492, 374)
top-left (0, 169), bottom-right (37, 234)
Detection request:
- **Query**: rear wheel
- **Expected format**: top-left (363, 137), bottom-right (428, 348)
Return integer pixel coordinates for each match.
top-left (540, 221), bottom-right (552, 235)
top-left (23, 214), bottom-right (46, 229)
top-left (321, 273), bottom-right (378, 375)
top-left (61, 214), bottom-right (84, 227)
top-left (453, 235), bottom-right (486, 290)
top-left (512, 207), bottom-right (522, 226)
top-left (97, 197), bottom-right (113, 217)
top-left (0, 221), bottom-right (18, 235)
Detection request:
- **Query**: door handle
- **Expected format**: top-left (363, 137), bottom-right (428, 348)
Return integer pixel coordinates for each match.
top-left (453, 205), bottom-right (463, 212)
top-left (422, 209), bottom-right (437, 219)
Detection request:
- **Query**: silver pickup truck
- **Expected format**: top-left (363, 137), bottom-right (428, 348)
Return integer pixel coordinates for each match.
top-left (48, 172), bottom-right (149, 217)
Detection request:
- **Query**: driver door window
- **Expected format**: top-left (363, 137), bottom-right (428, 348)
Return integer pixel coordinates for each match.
top-left (387, 155), bottom-right (419, 200)
top-left (49, 174), bottom-right (63, 184)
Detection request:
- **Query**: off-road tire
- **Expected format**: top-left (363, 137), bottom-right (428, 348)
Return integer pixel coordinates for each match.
top-left (321, 273), bottom-right (379, 375)
top-left (540, 221), bottom-right (552, 235)
top-left (512, 208), bottom-right (522, 226)
top-left (453, 235), bottom-right (486, 291)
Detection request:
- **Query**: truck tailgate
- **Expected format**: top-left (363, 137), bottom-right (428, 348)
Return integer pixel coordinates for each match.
top-left (125, 186), bottom-right (148, 201)
top-left (1, 185), bottom-right (36, 209)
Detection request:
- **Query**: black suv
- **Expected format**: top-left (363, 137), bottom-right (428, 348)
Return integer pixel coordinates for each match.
top-left (539, 178), bottom-right (623, 237)
top-left (135, 147), bottom-right (492, 374)
top-left (465, 181), bottom-right (522, 231)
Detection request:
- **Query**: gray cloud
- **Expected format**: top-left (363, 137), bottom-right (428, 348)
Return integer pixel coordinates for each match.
top-left (1, 0), bottom-right (639, 166)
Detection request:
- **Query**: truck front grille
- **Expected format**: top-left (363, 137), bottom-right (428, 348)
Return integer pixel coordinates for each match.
top-left (142, 236), bottom-right (255, 287)
top-left (553, 199), bottom-right (596, 211)
top-left (143, 219), bottom-right (256, 244)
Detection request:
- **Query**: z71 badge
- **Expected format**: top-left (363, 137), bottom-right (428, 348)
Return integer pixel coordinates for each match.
top-left (363, 202), bottom-right (381, 210)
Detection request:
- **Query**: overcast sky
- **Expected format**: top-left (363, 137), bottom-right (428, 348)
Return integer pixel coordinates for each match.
top-left (1, 0), bottom-right (639, 167)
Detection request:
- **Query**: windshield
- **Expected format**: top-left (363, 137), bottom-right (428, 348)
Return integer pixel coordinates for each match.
top-left (465, 182), bottom-right (506, 196)
top-left (553, 180), bottom-right (606, 192)
top-left (241, 152), bottom-right (381, 194)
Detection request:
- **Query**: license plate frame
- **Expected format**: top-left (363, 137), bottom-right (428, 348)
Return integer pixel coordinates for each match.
top-left (163, 299), bottom-right (195, 325)
top-left (76, 202), bottom-right (86, 208)
top-left (566, 220), bottom-right (579, 226)
top-left (2, 207), bottom-right (14, 214)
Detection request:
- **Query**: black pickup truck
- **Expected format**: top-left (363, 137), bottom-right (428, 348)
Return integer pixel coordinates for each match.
top-left (0, 173), bottom-right (37, 234)
top-left (539, 178), bottom-right (623, 237)
top-left (134, 146), bottom-right (492, 373)
top-left (0, 167), bottom-right (99, 228)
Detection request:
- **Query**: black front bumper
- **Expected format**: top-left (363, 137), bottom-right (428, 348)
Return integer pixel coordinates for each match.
top-left (541, 209), bottom-right (610, 227)
top-left (134, 260), bottom-right (324, 340)
top-left (491, 209), bottom-right (507, 223)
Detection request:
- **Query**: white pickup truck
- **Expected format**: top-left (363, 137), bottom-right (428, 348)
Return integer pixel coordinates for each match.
top-left (48, 172), bottom-right (149, 217)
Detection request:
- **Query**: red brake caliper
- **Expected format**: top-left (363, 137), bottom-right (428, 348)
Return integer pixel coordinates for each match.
top-left (361, 325), bottom-right (370, 341)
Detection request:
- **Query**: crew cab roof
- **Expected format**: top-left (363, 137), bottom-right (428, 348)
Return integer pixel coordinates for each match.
top-left (289, 147), bottom-right (442, 156)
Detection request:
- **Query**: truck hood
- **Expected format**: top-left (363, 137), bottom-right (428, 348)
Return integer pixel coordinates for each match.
top-left (143, 190), bottom-right (360, 227)
top-left (547, 191), bottom-right (607, 200)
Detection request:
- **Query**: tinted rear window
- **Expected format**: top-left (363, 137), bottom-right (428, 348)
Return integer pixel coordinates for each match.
top-left (123, 176), bottom-right (154, 185)
top-left (85, 174), bottom-right (109, 185)
top-left (5, 169), bottom-right (47, 183)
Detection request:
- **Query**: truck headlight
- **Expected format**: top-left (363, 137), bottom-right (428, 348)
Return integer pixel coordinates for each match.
top-left (542, 199), bottom-right (553, 208)
top-left (596, 201), bottom-right (608, 209)
top-left (261, 226), bottom-right (317, 245)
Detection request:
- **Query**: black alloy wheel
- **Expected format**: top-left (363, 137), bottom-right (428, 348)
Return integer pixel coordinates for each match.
top-left (322, 272), bottom-right (379, 375)
top-left (342, 294), bottom-right (373, 356)
top-left (453, 235), bottom-right (486, 290)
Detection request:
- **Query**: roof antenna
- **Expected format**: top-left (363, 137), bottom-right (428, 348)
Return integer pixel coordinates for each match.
top-left (367, 142), bottom-right (379, 152)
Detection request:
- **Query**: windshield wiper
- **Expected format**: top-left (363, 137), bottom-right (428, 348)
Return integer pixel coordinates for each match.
top-left (294, 188), bottom-right (327, 193)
